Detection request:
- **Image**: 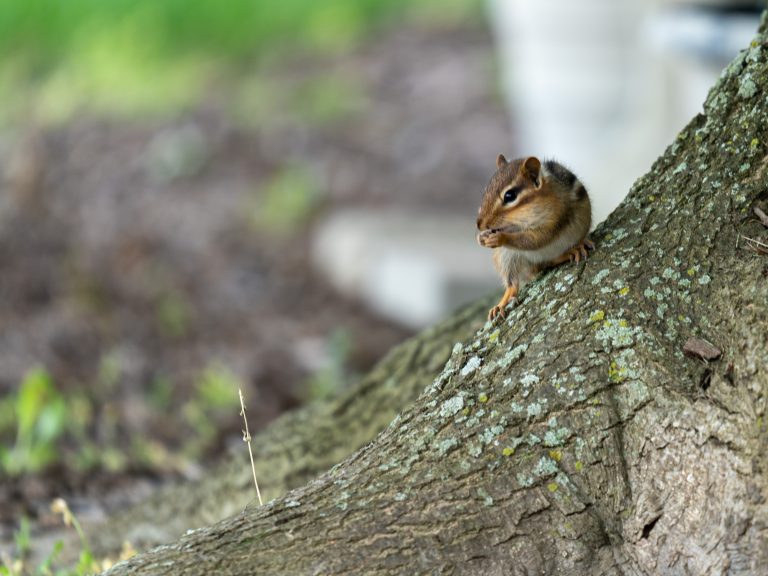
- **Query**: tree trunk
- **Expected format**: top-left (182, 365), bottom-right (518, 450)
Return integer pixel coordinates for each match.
top-left (103, 13), bottom-right (768, 575)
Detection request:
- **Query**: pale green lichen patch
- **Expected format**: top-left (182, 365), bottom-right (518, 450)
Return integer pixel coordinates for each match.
top-left (595, 318), bottom-right (638, 348)
top-left (738, 74), bottom-right (758, 99)
top-left (394, 492), bottom-right (407, 502)
top-left (526, 401), bottom-right (544, 418)
top-left (468, 441), bottom-right (483, 458)
top-left (440, 395), bottom-right (465, 418)
top-left (604, 228), bottom-right (629, 246)
top-left (516, 473), bottom-right (534, 488)
top-left (547, 416), bottom-right (558, 427)
top-left (477, 487), bottom-right (494, 507)
top-left (698, 274), bottom-right (712, 285)
top-left (526, 434), bottom-right (542, 446)
top-left (662, 267), bottom-right (681, 281)
top-left (592, 269), bottom-right (611, 285)
top-left (480, 425), bottom-right (504, 445)
top-left (673, 161), bottom-right (688, 174)
top-left (618, 379), bottom-right (651, 417)
top-left (498, 343), bottom-right (529, 370)
top-left (533, 456), bottom-right (559, 477)
top-left (589, 309), bottom-right (605, 324)
top-left (460, 356), bottom-right (482, 376)
top-left (520, 372), bottom-right (540, 387)
top-left (436, 437), bottom-right (459, 456)
top-left (569, 367), bottom-right (586, 383)
top-left (609, 361), bottom-right (627, 383)
top-left (611, 349), bottom-right (641, 382)
top-left (543, 426), bottom-right (571, 447)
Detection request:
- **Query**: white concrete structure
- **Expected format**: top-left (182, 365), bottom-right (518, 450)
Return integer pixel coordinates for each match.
top-left (312, 210), bottom-right (498, 328)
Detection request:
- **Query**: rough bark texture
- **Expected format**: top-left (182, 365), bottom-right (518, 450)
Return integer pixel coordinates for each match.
top-left (103, 13), bottom-right (768, 575)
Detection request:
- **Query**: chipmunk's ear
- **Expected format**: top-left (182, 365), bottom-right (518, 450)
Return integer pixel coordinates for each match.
top-left (496, 154), bottom-right (508, 169)
top-left (521, 156), bottom-right (542, 189)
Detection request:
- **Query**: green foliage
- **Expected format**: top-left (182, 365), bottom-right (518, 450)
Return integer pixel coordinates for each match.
top-left (0, 368), bottom-right (67, 475)
top-left (0, 366), bottom-right (131, 476)
top-left (305, 329), bottom-right (352, 401)
top-left (0, 0), bottom-right (417, 65)
top-left (0, 359), bottom-right (244, 476)
top-left (0, 517), bottom-right (62, 576)
top-left (196, 364), bottom-right (239, 410)
top-left (0, 503), bottom-right (105, 576)
top-left (155, 289), bottom-right (190, 339)
top-left (0, 0), bottom-right (481, 122)
top-left (13, 517), bottom-right (31, 559)
top-left (252, 166), bottom-right (319, 234)
top-left (181, 363), bottom-right (240, 459)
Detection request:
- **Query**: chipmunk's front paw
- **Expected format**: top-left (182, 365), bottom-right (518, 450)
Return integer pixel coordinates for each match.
top-left (487, 298), bottom-right (516, 321)
top-left (478, 229), bottom-right (502, 248)
top-left (566, 239), bottom-right (594, 264)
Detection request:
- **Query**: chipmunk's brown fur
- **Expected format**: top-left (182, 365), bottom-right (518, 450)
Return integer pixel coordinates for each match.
top-left (477, 155), bottom-right (592, 320)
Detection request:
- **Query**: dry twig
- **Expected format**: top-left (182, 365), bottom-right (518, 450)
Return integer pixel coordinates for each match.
top-left (239, 388), bottom-right (263, 505)
top-left (742, 235), bottom-right (768, 255)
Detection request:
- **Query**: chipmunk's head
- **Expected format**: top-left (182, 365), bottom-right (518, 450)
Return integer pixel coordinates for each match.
top-left (476, 154), bottom-right (546, 232)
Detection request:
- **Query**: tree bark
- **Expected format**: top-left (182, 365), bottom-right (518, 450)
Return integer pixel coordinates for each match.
top-left (103, 13), bottom-right (768, 575)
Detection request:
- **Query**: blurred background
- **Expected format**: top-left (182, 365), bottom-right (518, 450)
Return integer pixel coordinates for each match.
top-left (0, 0), bottom-right (762, 562)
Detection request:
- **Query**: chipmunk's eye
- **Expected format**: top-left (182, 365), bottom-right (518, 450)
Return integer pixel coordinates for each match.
top-left (503, 187), bottom-right (520, 204)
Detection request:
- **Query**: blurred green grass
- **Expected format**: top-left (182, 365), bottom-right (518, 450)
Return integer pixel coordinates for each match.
top-left (0, 0), bottom-right (481, 123)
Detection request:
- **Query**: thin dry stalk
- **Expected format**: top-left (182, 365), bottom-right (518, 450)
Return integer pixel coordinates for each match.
top-left (239, 388), bottom-right (263, 505)
top-left (742, 235), bottom-right (768, 254)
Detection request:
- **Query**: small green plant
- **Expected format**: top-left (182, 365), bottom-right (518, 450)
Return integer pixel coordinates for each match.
top-left (305, 329), bottom-right (352, 400)
top-left (0, 503), bottom-right (103, 576)
top-left (0, 0), bottom-right (482, 123)
top-left (50, 499), bottom-right (96, 574)
top-left (181, 363), bottom-right (240, 459)
top-left (155, 289), bottom-right (191, 339)
top-left (251, 166), bottom-right (319, 234)
top-left (0, 498), bottom-right (136, 576)
top-left (1, 368), bottom-right (67, 475)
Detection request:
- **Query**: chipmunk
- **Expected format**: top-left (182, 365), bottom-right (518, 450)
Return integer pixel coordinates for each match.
top-left (476, 155), bottom-right (593, 321)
